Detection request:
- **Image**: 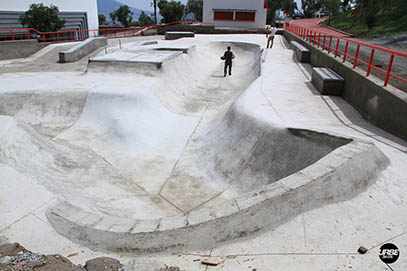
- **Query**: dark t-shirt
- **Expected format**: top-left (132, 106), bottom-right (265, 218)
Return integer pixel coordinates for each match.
top-left (224, 51), bottom-right (234, 64)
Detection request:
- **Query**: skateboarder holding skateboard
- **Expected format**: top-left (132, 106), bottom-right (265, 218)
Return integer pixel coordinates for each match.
top-left (221, 46), bottom-right (235, 77)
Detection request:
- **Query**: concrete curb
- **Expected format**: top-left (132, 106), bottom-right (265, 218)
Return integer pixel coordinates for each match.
top-left (87, 51), bottom-right (183, 73)
top-left (47, 136), bottom-right (388, 253)
top-left (59, 37), bottom-right (107, 63)
top-left (153, 45), bottom-right (196, 54)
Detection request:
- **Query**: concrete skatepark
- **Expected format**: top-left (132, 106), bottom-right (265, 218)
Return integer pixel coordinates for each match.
top-left (0, 34), bottom-right (406, 270)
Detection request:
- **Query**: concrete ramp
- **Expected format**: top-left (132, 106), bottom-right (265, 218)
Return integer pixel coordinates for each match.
top-left (0, 90), bottom-right (87, 137)
top-left (0, 39), bottom-right (389, 253)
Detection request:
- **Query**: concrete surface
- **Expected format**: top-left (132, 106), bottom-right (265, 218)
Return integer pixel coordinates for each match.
top-left (46, 138), bottom-right (387, 253)
top-left (0, 42), bottom-right (87, 73)
top-left (59, 37), bottom-right (108, 63)
top-left (0, 39), bottom-right (47, 60)
top-left (284, 30), bottom-right (407, 141)
top-left (89, 46), bottom-right (183, 72)
top-left (0, 34), bottom-right (406, 270)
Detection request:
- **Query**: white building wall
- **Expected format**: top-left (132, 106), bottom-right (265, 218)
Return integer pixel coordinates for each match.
top-left (0, 0), bottom-right (99, 31)
top-left (203, 0), bottom-right (267, 28)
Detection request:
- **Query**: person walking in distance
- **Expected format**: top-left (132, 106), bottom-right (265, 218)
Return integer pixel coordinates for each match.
top-left (267, 26), bottom-right (277, 49)
top-left (222, 46), bottom-right (235, 77)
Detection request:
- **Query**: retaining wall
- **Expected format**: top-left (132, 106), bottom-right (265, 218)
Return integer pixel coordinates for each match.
top-left (284, 31), bottom-right (407, 140)
top-left (0, 39), bottom-right (47, 60)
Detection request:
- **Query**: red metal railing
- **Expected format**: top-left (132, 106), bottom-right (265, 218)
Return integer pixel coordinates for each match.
top-left (0, 21), bottom-right (214, 43)
top-left (286, 24), bottom-right (407, 87)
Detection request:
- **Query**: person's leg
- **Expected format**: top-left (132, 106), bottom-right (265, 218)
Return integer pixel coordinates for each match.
top-left (271, 37), bottom-right (274, 48)
top-left (229, 63), bottom-right (232, 75)
top-left (224, 63), bottom-right (227, 77)
top-left (267, 38), bottom-right (270, 48)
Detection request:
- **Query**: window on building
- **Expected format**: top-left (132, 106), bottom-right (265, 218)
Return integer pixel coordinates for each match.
top-left (214, 11), bottom-right (234, 21)
top-left (235, 12), bottom-right (256, 21)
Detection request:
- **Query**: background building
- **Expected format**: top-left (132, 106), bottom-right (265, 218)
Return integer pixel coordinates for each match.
top-left (0, 0), bottom-right (99, 32)
top-left (203, 0), bottom-right (267, 28)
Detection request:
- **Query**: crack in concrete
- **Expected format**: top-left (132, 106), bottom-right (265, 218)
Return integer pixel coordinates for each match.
top-left (158, 194), bottom-right (186, 215)
top-left (158, 101), bottom-right (212, 196)
top-left (0, 197), bottom-right (56, 234)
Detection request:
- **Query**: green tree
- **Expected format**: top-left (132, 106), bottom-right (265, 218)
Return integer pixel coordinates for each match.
top-left (355, 0), bottom-right (385, 31)
top-left (138, 11), bottom-right (154, 26)
top-left (19, 3), bottom-right (65, 32)
top-left (267, 0), bottom-right (297, 24)
top-left (158, 0), bottom-right (185, 23)
top-left (301, 0), bottom-right (322, 18)
top-left (98, 14), bottom-right (107, 25)
top-left (391, 0), bottom-right (407, 30)
top-left (282, 0), bottom-right (298, 16)
top-left (185, 0), bottom-right (203, 21)
top-left (110, 5), bottom-right (133, 27)
top-left (131, 21), bottom-right (140, 27)
top-left (320, 0), bottom-right (341, 25)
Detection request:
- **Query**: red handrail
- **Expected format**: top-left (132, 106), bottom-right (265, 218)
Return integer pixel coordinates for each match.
top-left (286, 23), bottom-right (407, 87)
top-left (0, 21), bottom-right (214, 43)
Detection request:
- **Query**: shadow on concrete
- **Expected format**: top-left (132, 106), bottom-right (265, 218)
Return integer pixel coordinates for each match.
top-left (322, 95), bottom-right (406, 152)
top-left (279, 35), bottom-right (291, 50)
top-left (304, 81), bottom-right (321, 96)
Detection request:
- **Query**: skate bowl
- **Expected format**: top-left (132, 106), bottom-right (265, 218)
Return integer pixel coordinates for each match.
top-left (0, 41), bottom-right (389, 253)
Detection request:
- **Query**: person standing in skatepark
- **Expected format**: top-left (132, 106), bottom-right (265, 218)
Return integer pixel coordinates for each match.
top-left (221, 46), bottom-right (235, 77)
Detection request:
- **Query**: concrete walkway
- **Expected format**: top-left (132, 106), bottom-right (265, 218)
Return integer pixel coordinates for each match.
top-left (0, 34), bottom-right (406, 270)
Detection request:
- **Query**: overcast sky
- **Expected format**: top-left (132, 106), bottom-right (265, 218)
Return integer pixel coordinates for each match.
top-left (116, 0), bottom-right (188, 11)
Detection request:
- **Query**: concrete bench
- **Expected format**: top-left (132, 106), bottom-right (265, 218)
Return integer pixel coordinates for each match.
top-left (59, 37), bottom-right (107, 63)
top-left (291, 41), bottom-right (310, 63)
top-left (312, 67), bottom-right (345, 95)
top-left (165, 31), bottom-right (195, 40)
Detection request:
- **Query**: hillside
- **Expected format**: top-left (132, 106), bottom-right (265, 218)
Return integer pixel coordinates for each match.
top-left (97, 0), bottom-right (154, 24)
top-left (326, 8), bottom-right (407, 38)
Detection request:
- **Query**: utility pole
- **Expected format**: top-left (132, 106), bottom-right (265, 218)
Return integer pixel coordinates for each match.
top-left (153, 0), bottom-right (157, 24)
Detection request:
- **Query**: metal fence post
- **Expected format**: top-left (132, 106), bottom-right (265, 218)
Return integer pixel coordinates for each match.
top-left (384, 54), bottom-right (394, 86)
top-left (335, 39), bottom-right (340, 58)
top-left (343, 41), bottom-right (349, 63)
top-left (353, 44), bottom-right (360, 68)
top-left (367, 49), bottom-right (375, 77)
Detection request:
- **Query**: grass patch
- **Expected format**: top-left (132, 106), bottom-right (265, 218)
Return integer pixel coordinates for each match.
top-left (323, 9), bottom-right (407, 38)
